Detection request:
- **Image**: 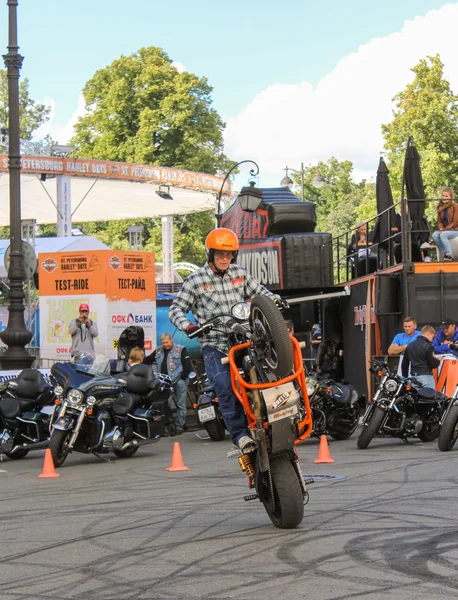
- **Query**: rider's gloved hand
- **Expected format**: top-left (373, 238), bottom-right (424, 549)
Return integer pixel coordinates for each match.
top-left (273, 296), bottom-right (289, 311)
top-left (185, 324), bottom-right (201, 338)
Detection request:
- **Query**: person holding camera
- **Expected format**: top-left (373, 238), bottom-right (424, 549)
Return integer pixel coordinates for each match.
top-left (68, 303), bottom-right (98, 359)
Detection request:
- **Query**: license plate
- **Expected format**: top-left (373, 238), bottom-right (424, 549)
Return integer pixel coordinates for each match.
top-left (267, 403), bottom-right (298, 424)
top-left (199, 405), bottom-right (216, 423)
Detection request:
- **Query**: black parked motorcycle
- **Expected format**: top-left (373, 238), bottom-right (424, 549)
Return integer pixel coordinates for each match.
top-left (306, 373), bottom-right (360, 440)
top-left (357, 361), bottom-right (446, 449)
top-left (194, 373), bottom-right (226, 441)
top-left (49, 357), bottom-right (165, 467)
top-left (0, 369), bottom-right (57, 460)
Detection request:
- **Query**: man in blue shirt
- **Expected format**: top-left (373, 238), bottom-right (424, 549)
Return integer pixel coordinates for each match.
top-left (432, 317), bottom-right (458, 356)
top-left (388, 316), bottom-right (421, 356)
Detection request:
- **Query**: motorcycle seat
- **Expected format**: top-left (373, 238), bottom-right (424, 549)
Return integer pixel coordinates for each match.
top-left (200, 385), bottom-right (215, 393)
top-left (16, 369), bottom-right (50, 399)
top-left (0, 397), bottom-right (36, 419)
top-left (416, 387), bottom-right (445, 401)
top-left (110, 393), bottom-right (136, 416)
top-left (125, 364), bottom-right (158, 396)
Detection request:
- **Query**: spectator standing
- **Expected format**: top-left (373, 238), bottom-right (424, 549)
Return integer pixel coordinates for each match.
top-left (402, 325), bottom-right (440, 389)
top-left (432, 187), bottom-right (458, 262)
top-left (143, 333), bottom-right (192, 434)
top-left (68, 303), bottom-right (98, 359)
top-left (432, 318), bottom-right (458, 356)
top-left (311, 324), bottom-right (322, 365)
top-left (387, 316), bottom-right (421, 356)
top-left (316, 332), bottom-right (341, 380)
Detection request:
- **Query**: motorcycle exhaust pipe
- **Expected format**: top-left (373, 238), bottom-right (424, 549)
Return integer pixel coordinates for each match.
top-left (117, 436), bottom-right (160, 451)
top-left (5, 440), bottom-right (49, 454)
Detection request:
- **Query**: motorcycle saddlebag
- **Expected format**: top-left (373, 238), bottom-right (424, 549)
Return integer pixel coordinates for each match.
top-left (131, 407), bottom-right (166, 438)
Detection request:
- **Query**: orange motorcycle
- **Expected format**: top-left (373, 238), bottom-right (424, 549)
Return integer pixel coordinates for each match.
top-left (190, 296), bottom-right (313, 528)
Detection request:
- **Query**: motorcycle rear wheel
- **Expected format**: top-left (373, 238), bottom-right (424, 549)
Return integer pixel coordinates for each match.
top-left (438, 405), bottom-right (458, 451)
top-left (257, 455), bottom-right (304, 529)
top-left (113, 447), bottom-right (139, 458)
top-left (49, 430), bottom-right (72, 467)
top-left (5, 449), bottom-right (29, 460)
top-left (357, 406), bottom-right (385, 449)
top-left (417, 410), bottom-right (441, 442)
top-left (250, 295), bottom-right (293, 378)
top-left (204, 415), bottom-right (225, 441)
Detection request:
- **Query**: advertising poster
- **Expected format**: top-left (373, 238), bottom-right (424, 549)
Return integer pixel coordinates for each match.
top-left (38, 249), bottom-right (156, 360)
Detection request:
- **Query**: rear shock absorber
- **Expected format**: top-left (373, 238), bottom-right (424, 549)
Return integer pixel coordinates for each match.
top-left (238, 453), bottom-right (254, 477)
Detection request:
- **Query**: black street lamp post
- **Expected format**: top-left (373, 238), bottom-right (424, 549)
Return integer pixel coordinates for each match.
top-left (0, 0), bottom-right (34, 369)
top-left (216, 160), bottom-right (260, 227)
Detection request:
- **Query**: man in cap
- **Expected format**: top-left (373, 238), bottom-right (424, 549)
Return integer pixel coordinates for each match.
top-left (432, 317), bottom-right (458, 356)
top-left (68, 303), bottom-right (98, 359)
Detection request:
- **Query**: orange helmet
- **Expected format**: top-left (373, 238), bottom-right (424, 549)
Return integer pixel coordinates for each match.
top-left (205, 228), bottom-right (239, 264)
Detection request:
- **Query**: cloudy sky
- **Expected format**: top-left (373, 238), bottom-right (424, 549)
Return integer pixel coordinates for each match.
top-left (2, 0), bottom-right (457, 187)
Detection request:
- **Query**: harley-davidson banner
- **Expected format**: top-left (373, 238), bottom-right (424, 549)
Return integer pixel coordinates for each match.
top-left (237, 242), bottom-right (283, 290)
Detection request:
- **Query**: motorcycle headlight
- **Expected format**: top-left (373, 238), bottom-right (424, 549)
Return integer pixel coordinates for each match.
top-left (54, 386), bottom-right (64, 397)
top-left (67, 388), bottom-right (84, 406)
top-left (86, 396), bottom-right (96, 406)
top-left (231, 302), bottom-right (250, 321)
top-left (384, 379), bottom-right (398, 393)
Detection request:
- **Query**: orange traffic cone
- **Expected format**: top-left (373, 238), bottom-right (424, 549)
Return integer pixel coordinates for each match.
top-left (166, 442), bottom-right (189, 472)
top-left (314, 435), bottom-right (335, 464)
top-left (38, 448), bottom-right (60, 478)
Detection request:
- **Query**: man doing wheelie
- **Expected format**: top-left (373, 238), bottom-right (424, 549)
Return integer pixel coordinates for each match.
top-left (169, 228), bottom-right (286, 450)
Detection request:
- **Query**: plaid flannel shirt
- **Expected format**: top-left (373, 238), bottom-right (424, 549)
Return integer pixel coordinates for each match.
top-left (169, 263), bottom-right (275, 355)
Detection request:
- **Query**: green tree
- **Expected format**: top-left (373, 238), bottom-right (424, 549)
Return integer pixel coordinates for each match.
top-left (382, 54), bottom-right (458, 199)
top-left (0, 69), bottom-right (51, 140)
top-left (71, 47), bottom-right (233, 174)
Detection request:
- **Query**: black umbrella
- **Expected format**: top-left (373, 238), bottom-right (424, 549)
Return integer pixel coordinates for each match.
top-left (372, 157), bottom-right (396, 247)
top-left (402, 137), bottom-right (430, 245)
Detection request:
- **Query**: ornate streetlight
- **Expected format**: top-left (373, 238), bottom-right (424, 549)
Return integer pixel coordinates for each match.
top-left (0, 0), bottom-right (34, 369)
top-left (281, 162), bottom-right (326, 200)
top-left (216, 160), bottom-right (260, 227)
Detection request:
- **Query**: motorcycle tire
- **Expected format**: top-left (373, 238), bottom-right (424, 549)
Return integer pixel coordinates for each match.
top-left (417, 408), bottom-right (442, 442)
top-left (204, 417), bottom-right (225, 441)
top-left (113, 447), bottom-right (139, 458)
top-left (250, 295), bottom-right (294, 379)
top-left (49, 429), bottom-right (72, 467)
top-left (329, 408), bottom-right (359, 440)
top-left (357, 406), bottom-right (385, 449)
top-left (5, 449), bottom-right (29, 460)
top-left (438, 404), bottom-right (458, 451)
top-left (258, 455), bottom-right (304, 529)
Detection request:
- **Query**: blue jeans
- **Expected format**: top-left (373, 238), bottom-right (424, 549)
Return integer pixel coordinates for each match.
top-left (202, 346), bottom-right (248, 445)
top-left (171, 378), bottom-right (187, 429)
top-left (413, 374), bottom-right (435, 390)
top-left (432, 230), bottom-right (458, 256)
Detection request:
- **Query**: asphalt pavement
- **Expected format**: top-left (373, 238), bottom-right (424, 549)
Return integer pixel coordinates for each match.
top-left (1, 428), bottom-right (458, 600)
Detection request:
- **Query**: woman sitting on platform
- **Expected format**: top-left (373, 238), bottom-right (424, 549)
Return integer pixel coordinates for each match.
top-left (432, 187), bottom-right (458, 262)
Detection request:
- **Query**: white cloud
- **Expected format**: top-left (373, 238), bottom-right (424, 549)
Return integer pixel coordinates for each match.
top-left (172, 61), bottom-right (186, 73)
top-left (33, 93), bottom-right (86, 144)
top-left (224, 4), bottom-right (458, 185)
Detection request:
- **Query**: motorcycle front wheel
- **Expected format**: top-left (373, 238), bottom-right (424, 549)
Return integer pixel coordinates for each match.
top-left (357, 406), bottom-right (385, 449)
top-left (250, 295), bottom-right (294, 379)
top-left (257, 455), bottom-right (304, 529)
top-left (438, 405), bottom-right (458, 451)
top-left (49, 430), bottom-right (72, 467)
